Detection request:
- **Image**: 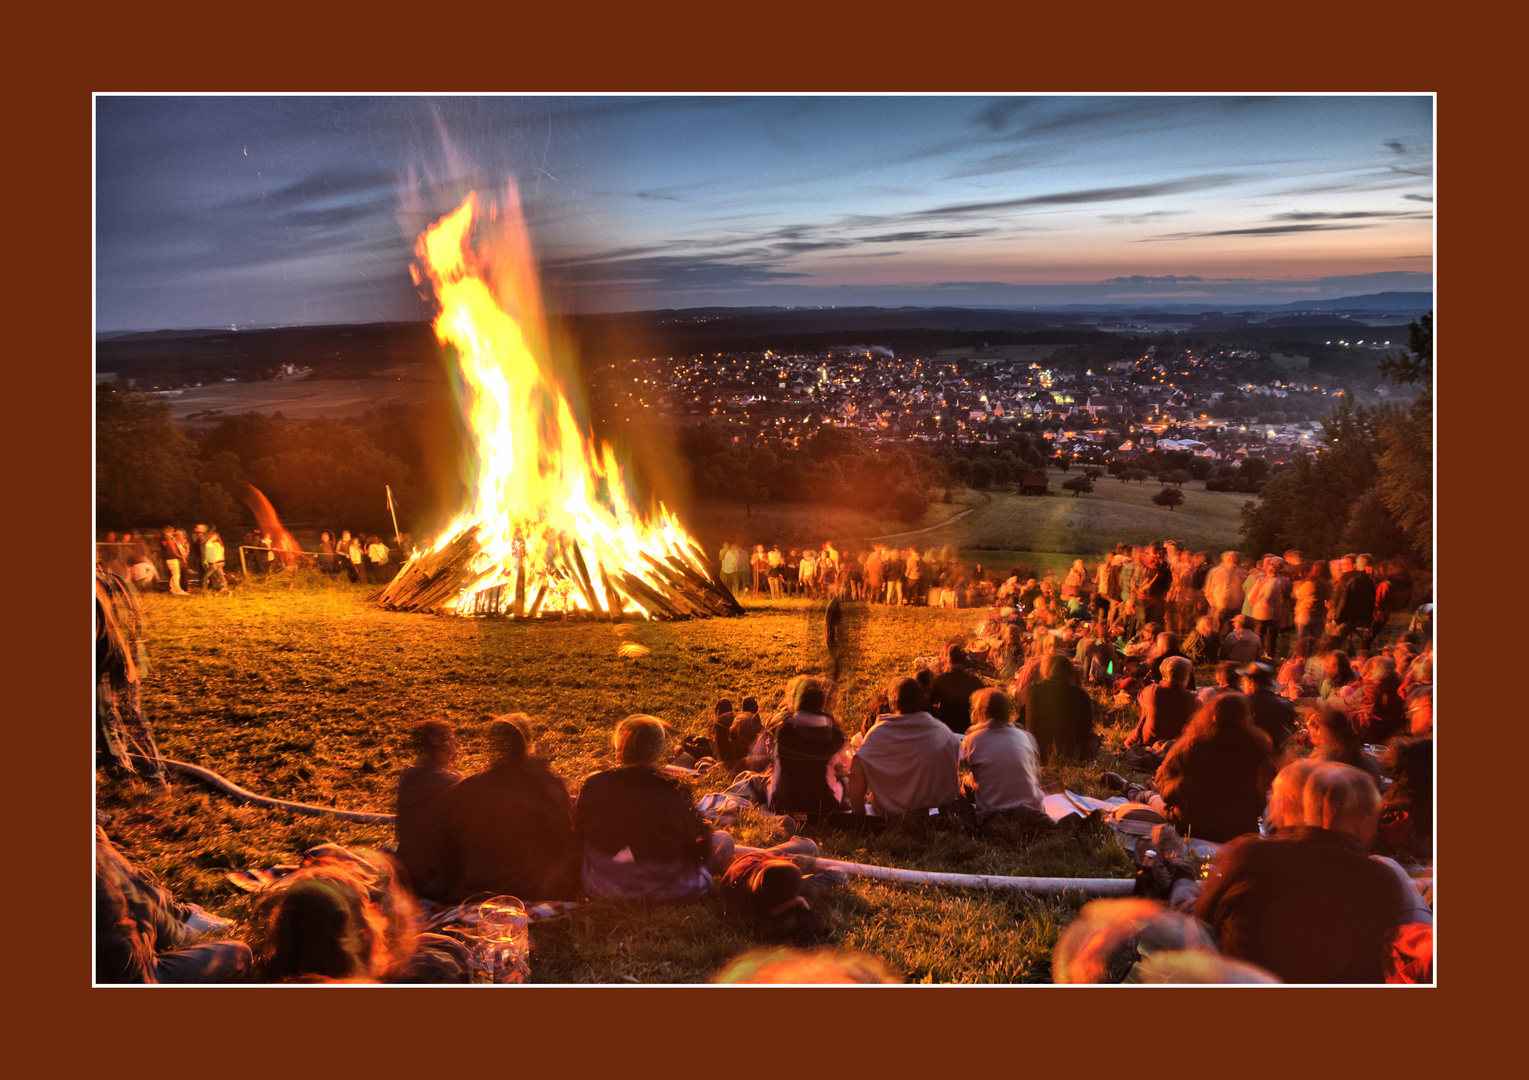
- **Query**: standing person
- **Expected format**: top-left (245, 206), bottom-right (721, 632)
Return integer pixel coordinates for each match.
top-left (337, 531), bottom-right (358, 582)
top-left (884, 548), bottom-right (905, 606)
top-left (187, 524), bottom-right (208, 588)
top-left (160, 526), bottom-right (190, 595)
top-left (1204, 551), bottom-right (1247, 635)
top-left (1135, 546), bottom-right (1172, 631)
top-left (1291, 562), bottom-right (1328, 648)
top-left (905, 547), bottom-right (926, 606)
top-left (764, 544), bottom-right (783, 600)
top-left (1248, 556), bottom-right (1292, 659)
top-left (864, 546), bottom-right (885, 604)
top-left (751, 545), bottom-right (768, 598)
top-left (367, 535), bottom-right (391, 578)
top-left (798, 547), bottom-right (818, 598)
top-left (202, 528), bottom-right (227, 592)
top-left (719, 542), bottom-right (738, 593)
top-left (1331, 555), bottom-right (1379, 652)
top-left (319, 531), bottom-right (339, 574)
top-left (348, 533), bottom-right (368, 585)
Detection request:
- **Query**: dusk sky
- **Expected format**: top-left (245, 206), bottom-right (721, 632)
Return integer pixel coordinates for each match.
top-left (95, 95), bottom-right (1433, 332)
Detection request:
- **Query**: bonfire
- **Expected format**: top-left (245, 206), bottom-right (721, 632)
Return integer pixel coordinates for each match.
top-left (373, 188), bottom-right (740, 621)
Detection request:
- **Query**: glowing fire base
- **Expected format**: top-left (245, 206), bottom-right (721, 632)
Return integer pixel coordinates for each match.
top-left (371, 528), bottom-right (743, 621)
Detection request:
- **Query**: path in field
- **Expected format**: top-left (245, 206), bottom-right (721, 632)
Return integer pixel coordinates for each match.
top-left (868, 499), bottom-right (985, 541)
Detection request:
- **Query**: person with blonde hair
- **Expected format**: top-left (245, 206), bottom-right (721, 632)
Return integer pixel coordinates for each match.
top-left (958, 687), bottom-right (1045, 828)
top-left (575, 715), bottom-right (733, 901)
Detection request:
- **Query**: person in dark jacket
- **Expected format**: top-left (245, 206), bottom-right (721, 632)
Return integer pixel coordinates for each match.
top-left (1017, 654), bottom-right (1099, 763)
top-left (926, 643), bottom-right (989, 735)
top-left (394, 719), bottom-right (463, 900)
top-left (1240, 662), bottom-right (1297, 749)
top-left (576, 715), bottom-right (734, 902)
top-left (1195, 761), bottom-right (1404, 983)
top-left (1376, 735), bottom-right (1433, 860)
top-left (1330, 556), bottom-right (1378, 650)
top-left (438, 715), bottom-right (581, 903)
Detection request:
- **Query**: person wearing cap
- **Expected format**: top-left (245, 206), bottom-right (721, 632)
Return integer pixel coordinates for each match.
top-left (1221, 614), bottom-right (1262, 665)
top-left (575, 715), bottom-right (733, 902)
top-left (438, 715), bottom-right (581, 903)
top-left (1241, 661), bottom-right (1297, 748)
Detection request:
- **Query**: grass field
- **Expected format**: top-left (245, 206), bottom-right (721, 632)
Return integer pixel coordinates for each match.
top-left (100, 572), bottom-right (1150, 984)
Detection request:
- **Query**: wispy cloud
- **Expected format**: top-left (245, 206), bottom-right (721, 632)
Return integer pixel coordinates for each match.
top-left (1100, 274), bottom-right (1206, 285)
top-left (1144, 222), bottom-right (1377, 240)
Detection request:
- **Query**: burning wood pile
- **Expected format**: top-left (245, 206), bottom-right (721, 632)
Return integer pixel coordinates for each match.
top-left (372, 187), bottom-right (741, 622)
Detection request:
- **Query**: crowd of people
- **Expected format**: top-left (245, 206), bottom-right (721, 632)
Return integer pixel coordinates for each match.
top-left (96, 526), bottom-right (403, 593)
top-left (96, 532), bottom-right (1434, 983)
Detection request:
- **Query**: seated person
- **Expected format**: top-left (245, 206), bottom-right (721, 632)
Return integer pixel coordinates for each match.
top-left (766, 676), bottom-right (851, 816)
top-left (846, 677), bottom-right (961, 817)
top-left (439, 716), bottom-right (581, 903)
top-left (576, 715), bottom-right (734, 901)
top-left (1110, 694), bottom-right (1276, 844)
top-left (251, 846), bottom-right (468, 983)
top-left (1295, 703), bottom-right (1382, 783)
top-left (393, 718), bottom-right (463, 900)
top-left (717, 844), bottom-right (847, 946)
top-left (1181, 615), bottom-right (1222, 667)
top-left (1221, 615), bottom-right (1262, 664)
top-left (1377, 733), bottom-right (1432, 861)
top-left (958, 687), bottom-right (1047, 829)
top-left (1124, 657), bottom-right (1198, 750)
top-left (926, 643), bottom-right (989, 735)
top-left (1195, 761), bottom-right (1407, 983)
top-left (1277, 637), bottom-right (1318, 699)
top-left (711, 697), bottom-right (767, 772)
top-left (1196, 660), bottom-right (1241, 705)
top-left (96, 827), bottom-right (250, 984)
top-left (1331, 655), bottom-right (1407, 743)
top-left (1017, 654), bottom-right (1100, 764)
top-left (1240, 662), bottom-right (1297, 749)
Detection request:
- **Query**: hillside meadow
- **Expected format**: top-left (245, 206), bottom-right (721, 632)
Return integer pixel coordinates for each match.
top-left (100, 572), bottom-right (1154, 984)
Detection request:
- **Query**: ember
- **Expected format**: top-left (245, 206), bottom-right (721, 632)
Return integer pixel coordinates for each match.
top-left (373, 188), bottom-right (740, 621)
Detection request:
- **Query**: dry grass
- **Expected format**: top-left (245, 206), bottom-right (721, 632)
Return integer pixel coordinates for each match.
top-left (100, 572), bottom-right (1144, 983)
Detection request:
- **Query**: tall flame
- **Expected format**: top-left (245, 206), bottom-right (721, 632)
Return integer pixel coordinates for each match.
top-left (405, 188), bottom-right (705, 617)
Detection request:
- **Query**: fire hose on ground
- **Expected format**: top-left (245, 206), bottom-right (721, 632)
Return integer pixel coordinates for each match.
top-left (125, 754), bottom-right (1139, 896)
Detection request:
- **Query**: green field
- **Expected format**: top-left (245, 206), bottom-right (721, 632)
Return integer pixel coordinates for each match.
top-left (100, 574), bottom-right (1143, 984)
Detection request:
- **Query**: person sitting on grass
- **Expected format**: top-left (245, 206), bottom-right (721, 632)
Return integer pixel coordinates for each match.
top-left (576, 715), bottom-right (734, 902)
top-left (1221, 614), bottom-right (1262, 665)
top-left (926, 643), bottom-right (989, 735)
top-left (1017, 654), bottom-right (1100, 765)
top-left (1240, 662), bottom-right (1297, 749)
top-left (1106, 693), bottom-right (1276, 844)
top-left (1194, 761), bottom-right (1406, 983)
top-left (1181, 614), bottom-right (1222, 667)
top-left (96, 827), bottom-right (251, 984)
top-left (766, 676), bottom-right (851, 817)
top-left (439, 715), bottom-right (582, 904)
top-left (717, 844), bottom-right (848, 946)
top-left (711, 697), bottom-right (767, 773)
top-left (1123, 656), bottom-right (1198, 754)
top-left (846, 677), bottom-right (961, 819)
top-left (1197, 660), bottom-right (1242, 706)
top-left (958, 687), bottom-right (1049, 830)
top-left (393, 718), bottom-right (463, 901)
top-left (1331, 655), bottom-right (1407, 743)
top-left (1293, 703), bottom-right (1383, 784)
top-left (250, 847), bottom-right (469, 983)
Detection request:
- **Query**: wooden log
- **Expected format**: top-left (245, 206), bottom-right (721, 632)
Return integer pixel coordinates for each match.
top-left (617, 571), bottom-right (685, 620)
top-left (527, 582), bottom-right (550, 618)
top-left (568, 540), bottom-right (602, 616)
top-left (598, 564), bottom-right (623, 621)
top-left (665, 555), bottom-right (745, 615)
top-left (641, 553), bottom-right (728, 617)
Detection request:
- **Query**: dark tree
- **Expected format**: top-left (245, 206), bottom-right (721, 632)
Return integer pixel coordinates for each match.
top-left (1062, 475), bottom-right (1094, 498)
top-left (1152, 486), bottom-right (1185, 512)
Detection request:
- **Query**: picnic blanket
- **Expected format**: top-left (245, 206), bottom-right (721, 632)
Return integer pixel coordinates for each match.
top-left (1043, 790), bottom-right (1225, 860)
